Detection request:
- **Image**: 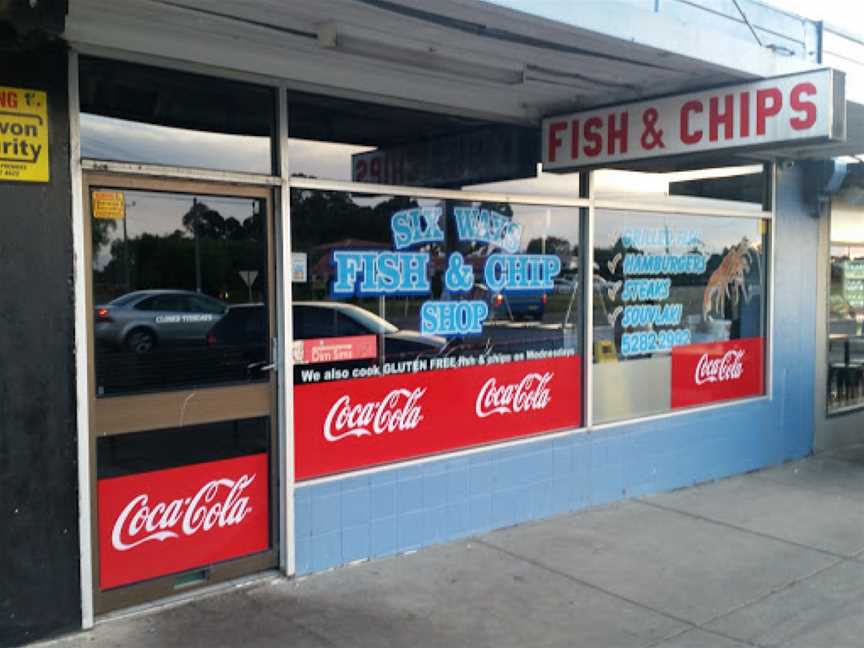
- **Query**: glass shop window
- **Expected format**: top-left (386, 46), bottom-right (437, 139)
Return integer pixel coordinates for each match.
top-left (286, 90), bottom-right (579, 195)
top-left (290, 187), bottom-right (583, 480)
top-left (828, 189), bottom-right (864, 414)
top-left (79, 57), bottom-right (275, 174)
top-left (592, 210), bottom-right (768, 423)
top-left (594, 165), bottom-right (769, 209)
top-left (90, 189), bottom-right (270, 396)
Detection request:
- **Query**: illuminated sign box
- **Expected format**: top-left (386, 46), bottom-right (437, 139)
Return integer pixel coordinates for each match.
top-left (542, 69), bottom-right (846, 171)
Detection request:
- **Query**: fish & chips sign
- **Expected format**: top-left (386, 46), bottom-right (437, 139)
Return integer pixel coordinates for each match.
top-left (542, 69), bottom-right (845, 170)
top-left (330, 206), bottom-right (561, 336)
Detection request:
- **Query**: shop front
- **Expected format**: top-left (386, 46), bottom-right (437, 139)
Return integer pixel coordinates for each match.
top-left (7, 1), bottom-right (864, 642)
top-left (66, 47), bottom-right (845, 614)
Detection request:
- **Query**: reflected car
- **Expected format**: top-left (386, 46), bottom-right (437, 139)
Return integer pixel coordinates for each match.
top-left (293, 301), bottom-right (447, 361)
top-left (95, 290), bottom-right (227, 353)
top-left (206, 301), bottom-right (448, 365)
top-left (471, 284), bottom-right (547, 321)
top-left (204, 303), bottom-right (270, 381)
top-left (553, 276), bottom-right (576, 295)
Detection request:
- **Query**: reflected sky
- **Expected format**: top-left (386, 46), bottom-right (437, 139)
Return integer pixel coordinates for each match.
top-left (594, 209), bottom-right (763, 256)
top-left (288, 138), bottom-right (373, 181)
top-left (92, 190), bottom-right (259, 271)
top-left (81, 113), bottom-right (272, 175)
top-left (82, 112), bottom-right (762, 206)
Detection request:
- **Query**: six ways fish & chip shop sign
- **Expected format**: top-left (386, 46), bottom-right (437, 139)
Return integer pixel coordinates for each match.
top-left (294, 204), bottom-right (581, 479)
top-left (0, 86), bottom-right (49, 182)
top-left (542, 69), bottom-right (845, 170)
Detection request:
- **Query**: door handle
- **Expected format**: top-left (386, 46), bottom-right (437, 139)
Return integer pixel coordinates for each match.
top-left (247, 338), bottom-right (279, 373)
top-left (247, 361), bottom-right (276, 372)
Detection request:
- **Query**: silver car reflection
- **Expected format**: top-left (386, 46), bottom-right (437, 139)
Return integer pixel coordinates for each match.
top-left (95, 290), bottom-right (227, 353)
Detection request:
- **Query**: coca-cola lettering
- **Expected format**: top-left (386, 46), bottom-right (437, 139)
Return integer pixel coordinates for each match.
top-left (671, 338), bottom-right (762, 409)
top-left (295, 356), bottom-right (582, 479)
top-left (324, 388), bottom-right (426, 442)
top-left (98, 454), bottom-right (269, 590)
top-left (111, 475), bottom-right (255, 551)
top-left (694, 349), bottom-right (745, 386)
top-left (475, 372), bottom-right (553, 418)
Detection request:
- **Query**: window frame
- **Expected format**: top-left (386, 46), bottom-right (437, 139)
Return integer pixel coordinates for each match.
top-left (70, 50), bottom-right (778, 627)
top-left (826, 197), bottom-right (864, 416)
top-left (73, 51), bottom-right (776, 462)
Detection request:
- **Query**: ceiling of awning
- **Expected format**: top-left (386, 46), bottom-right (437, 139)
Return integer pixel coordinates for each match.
top-left (64, 0), bottom-right (864, 162)
top-left (65, 0), bottom-right (812, 121)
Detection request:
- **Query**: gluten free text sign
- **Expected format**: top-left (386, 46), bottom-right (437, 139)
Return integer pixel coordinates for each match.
top-left (294, 355), bottom-right (582, 480)
top-left (542, 69), bottom-right (844, 170)
top-left (0, 86), bottom-right (49, 182)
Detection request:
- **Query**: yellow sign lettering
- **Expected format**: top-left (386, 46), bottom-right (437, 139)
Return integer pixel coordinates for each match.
top-left (0, 86), bottom-right (49, 183)
top-left (92, 191), bottom-right (126, 220)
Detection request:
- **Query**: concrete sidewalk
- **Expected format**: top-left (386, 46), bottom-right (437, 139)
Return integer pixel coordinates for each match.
top-left (43, 444), bottom-right (864, 648)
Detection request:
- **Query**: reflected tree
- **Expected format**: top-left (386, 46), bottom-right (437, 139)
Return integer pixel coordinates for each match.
top-left (92, 200), bottom-right (265, 305)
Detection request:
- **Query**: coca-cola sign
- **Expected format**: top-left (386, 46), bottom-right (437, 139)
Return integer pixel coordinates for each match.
top-left (694, 350), bottom-right (745, 386)
top-left (672, 337), bottom-right (763, 409)
top-left (98, 454), bottom-right (269, 590)
top-left (324, 388), bottom-right (425, 441)
top-left (111, 475), bottom-right (256, 551)
top-left (295, 355), bottom-right (582, 480)
top-left (475, 373), bottom-right (553, 418)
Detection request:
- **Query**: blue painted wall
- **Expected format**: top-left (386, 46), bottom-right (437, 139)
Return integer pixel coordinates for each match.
top-left (294, 164), bottom-right (816, 575)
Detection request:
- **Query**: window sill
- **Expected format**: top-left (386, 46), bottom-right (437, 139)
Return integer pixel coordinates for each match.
top-left (828, 402), bottom-right (864, 417)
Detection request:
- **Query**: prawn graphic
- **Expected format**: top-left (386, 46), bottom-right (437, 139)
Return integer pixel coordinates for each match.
top-left (703, 237), bottom-right (752, 320)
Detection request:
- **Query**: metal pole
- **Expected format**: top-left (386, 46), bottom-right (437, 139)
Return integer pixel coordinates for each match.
top-left (193, 197), bottom-right (202, 292)
top-left (731, 0), bottom-right (763, 47)
top-left (123, 205), bottom-right (130, 291)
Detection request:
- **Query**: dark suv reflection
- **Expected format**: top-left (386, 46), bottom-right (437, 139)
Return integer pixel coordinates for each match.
top-left (292, 301), bottom-right (447, 360)
top-left (206, 301), bottom-right (447, 376)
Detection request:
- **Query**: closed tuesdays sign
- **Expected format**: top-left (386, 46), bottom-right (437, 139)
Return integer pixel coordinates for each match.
top-left (0, 86), bottom-right (49, 182)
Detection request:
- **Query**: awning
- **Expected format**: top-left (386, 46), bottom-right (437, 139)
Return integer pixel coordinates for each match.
top-left (64, 0), bottom-right (864, 162)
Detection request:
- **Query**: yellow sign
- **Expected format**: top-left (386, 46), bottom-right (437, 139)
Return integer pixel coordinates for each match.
top-left (92, 191), bottom-right (126, 220)
top-left (594, 339), bottom-right (618, 363)
top-left (0, 86), bottom-right (49, 182)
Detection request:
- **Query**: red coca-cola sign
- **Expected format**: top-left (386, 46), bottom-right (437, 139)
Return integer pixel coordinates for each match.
top-left (671, 337), bottom-right (764, 409)
top-left (295, 355), bottom-right (582, 480)
top-left (98, 454), bottom-right (270, 590)
top-left (476, 372), bottom-right (553, 417)
top-left (324, 387), bottom-right (426, 441)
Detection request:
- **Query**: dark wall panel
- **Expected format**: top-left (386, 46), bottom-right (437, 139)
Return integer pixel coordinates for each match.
top-left (0, 42), bottom-right (80, 646)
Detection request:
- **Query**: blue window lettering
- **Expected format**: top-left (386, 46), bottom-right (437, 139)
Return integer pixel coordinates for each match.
top-left (453, 206), bottom-right (522, 254)
top-left (484, 254), bottom-right (561, 292)
top-left (331, 250), bottom-right (431, 297)
top-left (391, 207), bottom-right (444, 250)
top-left (421, 301), bottom-right (489, 336)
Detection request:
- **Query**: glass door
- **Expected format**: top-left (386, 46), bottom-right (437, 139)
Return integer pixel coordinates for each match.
top-left (84, 173), bottom-right (278, 613)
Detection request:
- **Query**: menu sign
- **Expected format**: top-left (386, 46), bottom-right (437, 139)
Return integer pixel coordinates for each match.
top-left (602, 223), bottom-right (765, 407)
top-left (606, 228), bottom-right (704, 357)
top-left (843, 260), bottom-right (864, 309)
